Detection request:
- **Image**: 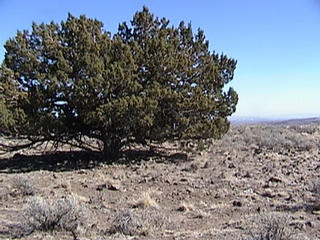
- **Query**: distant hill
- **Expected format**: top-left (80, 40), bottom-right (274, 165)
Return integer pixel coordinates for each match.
top-left (273, 117), bottom-right (320, 125)
top-left (230, 116), bottom-right (320, 125)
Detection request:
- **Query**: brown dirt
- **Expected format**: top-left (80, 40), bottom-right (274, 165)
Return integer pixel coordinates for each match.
top-left (0, 123), bottom-right (320, 239)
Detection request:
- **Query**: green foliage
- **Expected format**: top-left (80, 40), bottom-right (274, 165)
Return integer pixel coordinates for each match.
top-left (0, 66), bottom-right (27, 135)
top-left (0, 7), bottom-right (238, 159)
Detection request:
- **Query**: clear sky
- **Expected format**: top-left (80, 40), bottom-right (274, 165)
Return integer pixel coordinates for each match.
top-left (0, 0), bottom-right (319, 118)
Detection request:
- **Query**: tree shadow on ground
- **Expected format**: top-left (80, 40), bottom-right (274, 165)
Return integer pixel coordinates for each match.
top-left (121, 148), bottom-right (190, 164)
top-left (0, 148), bottom-right (190, 174)
top-left (275, 203), bottom-right (319, 214)
top-left (0, 151), bottom-right (103, 173)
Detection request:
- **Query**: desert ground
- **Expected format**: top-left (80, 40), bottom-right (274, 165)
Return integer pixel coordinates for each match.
top-left (0, 120), bottom-right (320, 239)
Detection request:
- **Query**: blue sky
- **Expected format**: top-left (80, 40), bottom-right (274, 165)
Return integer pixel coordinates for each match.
top-left (0, 0), bottom-right (319, 118)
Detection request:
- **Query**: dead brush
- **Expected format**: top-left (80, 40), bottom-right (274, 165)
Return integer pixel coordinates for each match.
top-left (10, 175), bottom-right (35, 196)
top-left (243, 213), bottom-right (294, 240)
top-left (6, 195), bottom-right (88, 239)
top-left (310, 178), bottom-right (320, 210)
top-left (88, 191), bottom-right (105, 209)
top-left (109, 208), bottom-right (167, 236)
top-left (0, 185), bottom-right (11, 200)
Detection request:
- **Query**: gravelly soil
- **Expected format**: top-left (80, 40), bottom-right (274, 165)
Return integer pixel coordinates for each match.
top-left (0, 123), bottom-right (320, 240)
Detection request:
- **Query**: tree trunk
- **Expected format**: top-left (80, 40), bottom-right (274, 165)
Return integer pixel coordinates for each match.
top-left (102, 137), bottom-right (122, 161)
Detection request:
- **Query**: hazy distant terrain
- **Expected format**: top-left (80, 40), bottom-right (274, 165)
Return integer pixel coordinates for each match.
top-left (0, 120), bottom-right (320, 239)
top-left (230, 116), bottom-right (320, 125)
top-left (274, 117), bottom-right (320, 126)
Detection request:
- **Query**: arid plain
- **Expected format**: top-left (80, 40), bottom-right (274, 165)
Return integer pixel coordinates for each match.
top-left (0, 119), bottom-right (320, 239)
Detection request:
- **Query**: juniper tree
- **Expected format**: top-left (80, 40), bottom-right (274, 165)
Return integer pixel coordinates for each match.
top-left (0, 7), bottom-right (238, 159)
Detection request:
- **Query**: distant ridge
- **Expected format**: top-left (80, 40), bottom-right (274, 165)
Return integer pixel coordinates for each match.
top-left (230, 116), bottom-right (320, 125)
top-left (273, 117), bottom-right (320, 125)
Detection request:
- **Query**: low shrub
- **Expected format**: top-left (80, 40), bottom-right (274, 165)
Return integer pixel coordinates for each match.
top-left (109, 208), bottom-right (166, 236)
top-left (243, 214), bottom-right (294, 240)
top-left (7, 195), bottom-right (87, 239)
top-left (10, 175), bottom-right (35, 196)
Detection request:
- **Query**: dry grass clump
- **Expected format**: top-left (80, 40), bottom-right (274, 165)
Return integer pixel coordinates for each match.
top-left (109, 189), bottom-right (166, 237)
top-left (6, 195), bottom-right (87, 239)
top-left (10, 175), bottom-right (35, 196)
top-left (109, 208), bottom-right (166, 236)
top-left (133, 189), bottom-right (160, 209)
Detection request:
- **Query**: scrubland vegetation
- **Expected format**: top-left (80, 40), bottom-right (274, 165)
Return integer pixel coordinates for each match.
top-left (0, 121), bottom-right (320, 239)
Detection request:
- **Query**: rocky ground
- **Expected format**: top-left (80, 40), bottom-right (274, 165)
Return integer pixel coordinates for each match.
top-left (0, 122), bottom-right (320, 239)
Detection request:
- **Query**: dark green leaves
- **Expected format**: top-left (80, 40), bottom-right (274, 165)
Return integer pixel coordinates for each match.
top-left (0, 7), bottom-right (238, 158)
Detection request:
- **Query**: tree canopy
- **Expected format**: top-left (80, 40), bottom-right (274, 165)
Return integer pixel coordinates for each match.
top-left (0, 7), bottom-right (238, 159)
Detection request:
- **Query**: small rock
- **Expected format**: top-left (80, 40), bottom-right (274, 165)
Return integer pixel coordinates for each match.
top-left (305, 221), bottom-right (314, 228)
top-left (243, 188), bottom-right (253, 194)
top-left (218, 172), bottom-right (226, 179)
top-left (253, 148), bottom-right (262, 155)
top-left (268, 176), bottom-right (283, 183)
top-left (277, 191), bottom-right (289, 198)
top-left (233, 200), bottom-right (242, 207)
top-left (243, 171), bottom-right (251, 178)
top-left (214, 193), bottom-right (221, 199)
top-left (186, 188), bottom-right (193, 194)
top-left (107, 182), bottom-right (121, 191)
top-left (60, 183), bottom-right (69, 189)
top-left (228, 163), bottom-right (236, 169)
top-left (315, 165), bottom-right (320, 172)
top-left (203, 161), bottom-right (210, 168)
top-left (261, 189), bottom-right (276, 198)
top-left (77, 170), bottom-right (86, 174)
top-left (97, 181), bottom-right (121, 191)
top-left (312, 210), bottom-right (320, 215)
top-left (96, 183), bottom-right (107, 191)
top-left (193, 211), bottom-right (205, 219)
top-left (262, 183), bottom-right (270, 188)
